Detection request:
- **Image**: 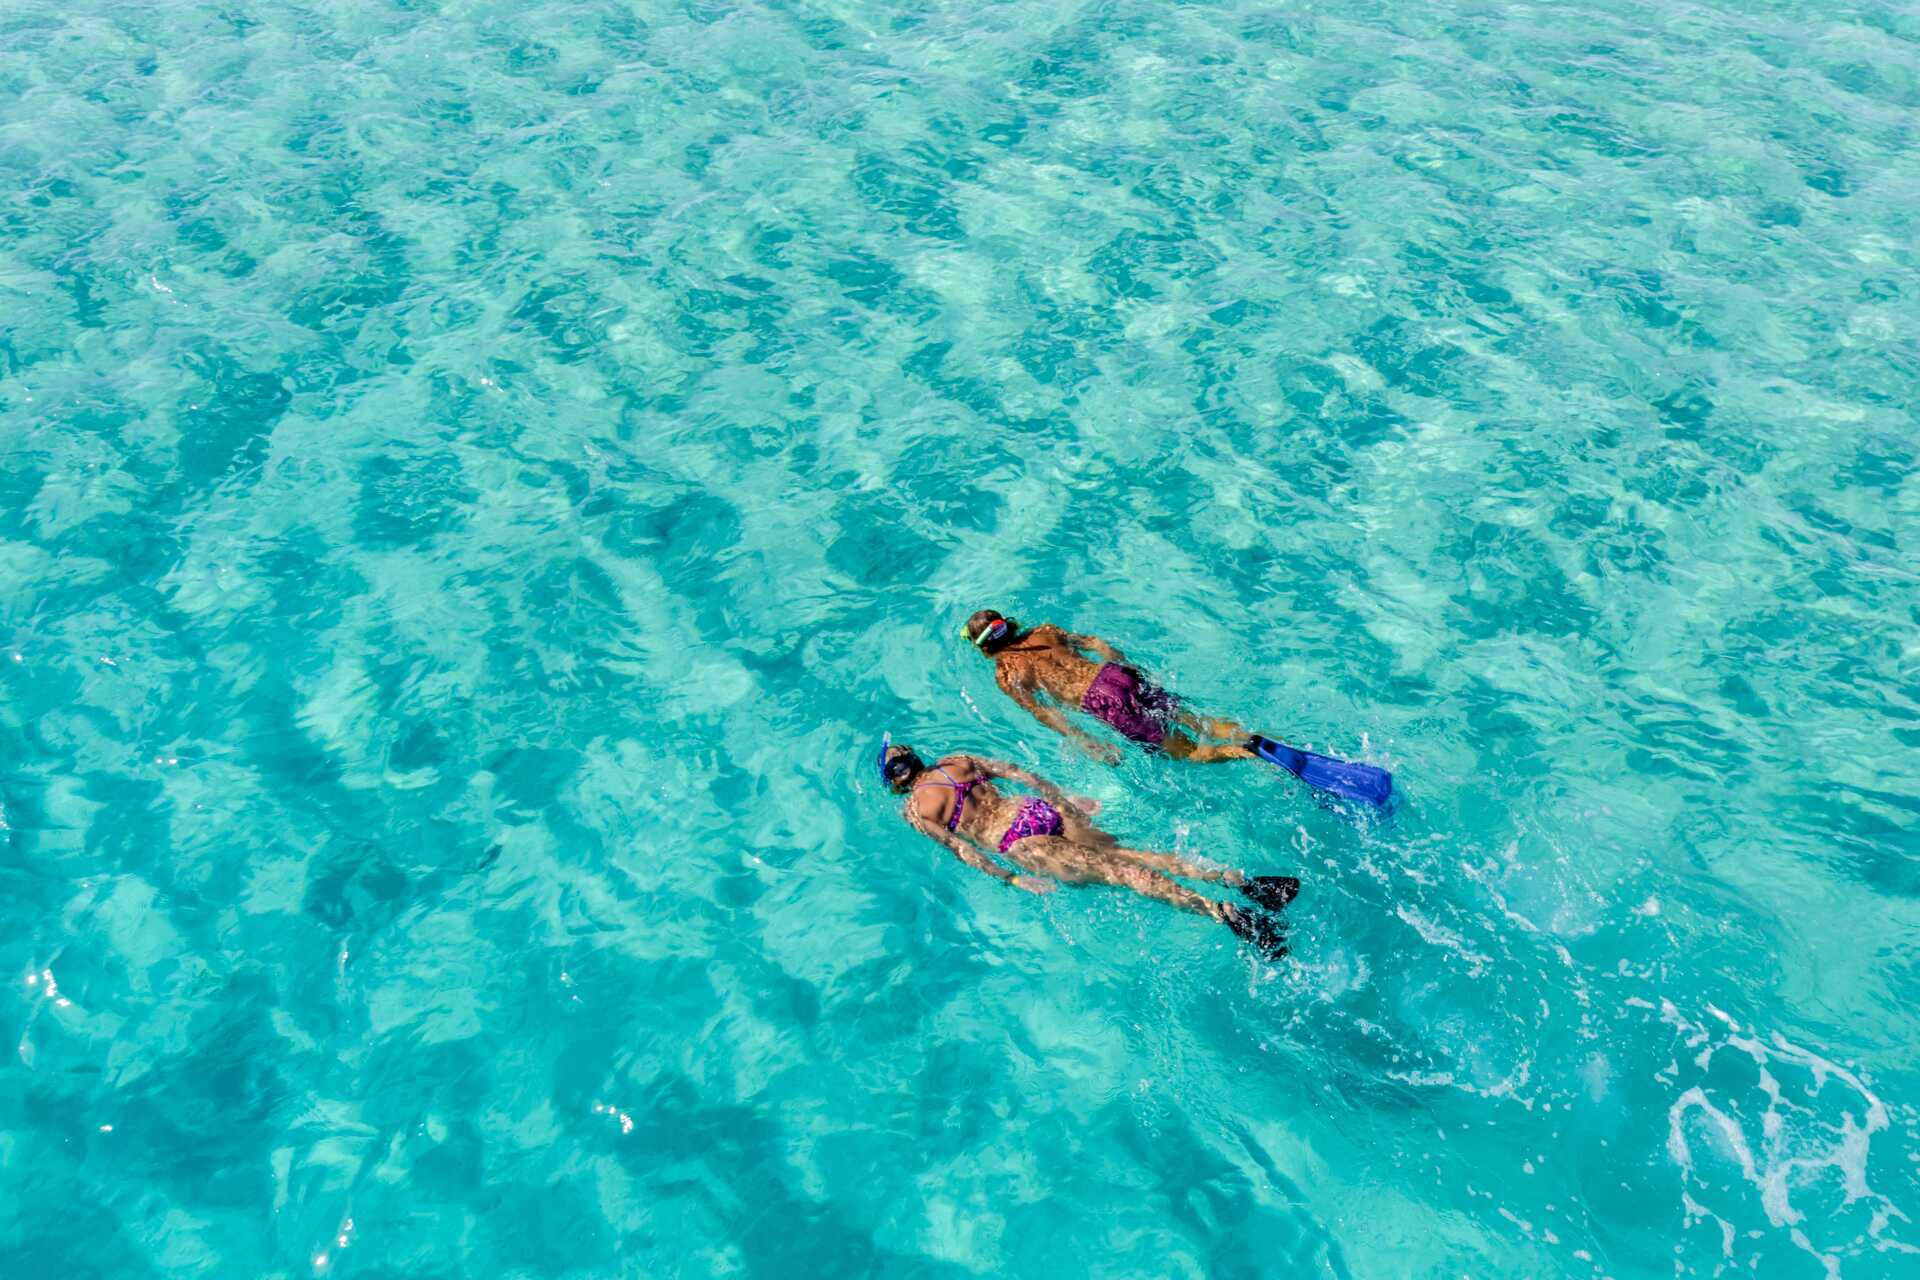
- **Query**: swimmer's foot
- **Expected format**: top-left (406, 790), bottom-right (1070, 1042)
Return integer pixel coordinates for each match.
top-left (1222, 905), bottom-right (1290, 960)
top-left (1240, 875), bottom-right (1300, 913)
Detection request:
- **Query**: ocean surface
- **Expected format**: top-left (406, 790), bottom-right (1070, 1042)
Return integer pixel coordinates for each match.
top-left (3, 1), bottom-right (1918, 1276)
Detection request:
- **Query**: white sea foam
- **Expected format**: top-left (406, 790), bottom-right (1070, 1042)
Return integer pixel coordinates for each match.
top-left (1661, 1001), bottom-right (1913, 1272)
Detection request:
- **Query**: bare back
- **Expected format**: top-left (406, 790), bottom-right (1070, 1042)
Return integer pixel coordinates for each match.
top-left (988, 624), bottom-right (1103, 706)
top-left (905, 755), bottom-right (1034, 847)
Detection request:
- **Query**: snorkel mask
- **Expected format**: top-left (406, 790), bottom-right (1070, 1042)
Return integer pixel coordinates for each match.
top-left (960, 615), bottom-right (1010, 650)
top-left (877, 733), bottom-right (917, 786)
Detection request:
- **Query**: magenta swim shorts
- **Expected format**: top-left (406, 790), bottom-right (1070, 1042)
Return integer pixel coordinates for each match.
top-left (1080, 663), bottom-right (1176, 747)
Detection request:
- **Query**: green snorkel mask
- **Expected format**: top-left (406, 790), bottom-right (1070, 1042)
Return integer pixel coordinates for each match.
top-left (961, 616), bottom-right (1009, 650)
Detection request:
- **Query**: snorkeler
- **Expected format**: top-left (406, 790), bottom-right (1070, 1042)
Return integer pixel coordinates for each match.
top-left (961, 609), bottom-right (1392, 806)
top-left (877, 736), bottom-right (1297, 957)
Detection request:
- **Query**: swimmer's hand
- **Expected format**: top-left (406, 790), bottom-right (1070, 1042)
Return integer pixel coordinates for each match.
top-left (1079, 738), bottom-right (1123, 765)
top-left (1011, 875), bottom-right (1057, 895)
top-left (1067, 794), bottom-right (1101, 816)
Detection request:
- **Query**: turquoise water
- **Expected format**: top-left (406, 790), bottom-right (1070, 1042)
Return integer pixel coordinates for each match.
top-left (3, 0), bottom-right (1917, 1275)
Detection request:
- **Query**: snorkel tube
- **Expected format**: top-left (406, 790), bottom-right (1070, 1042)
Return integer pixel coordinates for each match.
top-left (960, 616), bottom-right (1010, 651)
top-left (877, 733), bottom-right (919, 787)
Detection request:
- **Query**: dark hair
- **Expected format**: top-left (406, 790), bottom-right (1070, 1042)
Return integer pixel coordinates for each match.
top-left (965, 609), bottom-right (1013, 654)
top-left (882, 746), bottom-right (925, 789)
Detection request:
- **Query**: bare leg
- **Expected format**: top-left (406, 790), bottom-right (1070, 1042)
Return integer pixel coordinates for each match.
top-left (1162, 729), bottom-right (1255, 764)
top-left (1006, 837), bottom-right (1228, 920)
top-left (1007, 838), bottom-right (1288, 955)
top-left (1108, 849), bottom-right (1298, 914)
top-left (1176, 708), bottom-right (1247, 740)
top-left (1054, 805), bottom-right (1118, 849)
top-left (1104, 861), bottom-right (1232, 921)
top-left (1051, 802), bottom-right (1243, 881)
top-left (1106, 846), bottom-right (1244, 886)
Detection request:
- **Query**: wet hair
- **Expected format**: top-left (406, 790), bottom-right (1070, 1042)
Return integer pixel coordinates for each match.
top-left (965, 609), bottom-right (1013, 654)
top-left (882, 745), bottom-right (925, 792)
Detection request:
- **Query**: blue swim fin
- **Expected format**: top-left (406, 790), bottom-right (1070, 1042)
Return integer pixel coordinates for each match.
top-left (1248, 735), bottom-right (1393, 807)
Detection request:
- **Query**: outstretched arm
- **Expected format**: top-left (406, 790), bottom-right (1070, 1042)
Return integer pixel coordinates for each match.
top-left (906, 808), bottom-right (1051, 893)
top-left (968, 755), bottom-right (1102, 822)
top-left (998, 670), bottom-right (1121, 762)
top-left (967, 756), bottom-right (1071, 808)
top-left (1068, 631), bottom-right (1128, 666)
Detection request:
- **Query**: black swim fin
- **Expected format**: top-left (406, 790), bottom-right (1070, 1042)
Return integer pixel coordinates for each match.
top-left (1225, 906), bottom-right (1290, 959)
top-left (1240, 875), bottom-right (1300, 913)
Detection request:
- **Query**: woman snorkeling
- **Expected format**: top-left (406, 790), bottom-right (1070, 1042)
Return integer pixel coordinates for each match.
top-left (960, 608), bottom-right (1393, 807)
top-left (877, 736), bottom-right (1296, 957)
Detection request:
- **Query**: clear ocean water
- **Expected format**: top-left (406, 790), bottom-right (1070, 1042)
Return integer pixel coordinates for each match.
top-left (3, 1), bottom-right (1917, 1276)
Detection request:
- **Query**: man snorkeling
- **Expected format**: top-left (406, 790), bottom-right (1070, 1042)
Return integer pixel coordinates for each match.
top-left (960, 609), bottom-right (1393, 806)
top-left (877, 737), bottom-right (1297, 957)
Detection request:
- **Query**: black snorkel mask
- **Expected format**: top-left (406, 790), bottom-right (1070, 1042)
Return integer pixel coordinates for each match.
top-left (877, 733), bottom-right (918, 786)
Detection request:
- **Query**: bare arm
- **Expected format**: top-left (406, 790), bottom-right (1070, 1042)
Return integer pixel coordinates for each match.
top-left (967, 756), bottom-right (1071, 808)
top-left (998, 669), bottom-right (1121, 762)
top-left (907, 806), bottom-right (1015, 881)
top-left (1068, 631), bottom-right (1128, 666)
top-left (967, 756), bottom-right (1101, 822)
top-left (904, 806), bottom-right (1058, 895)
